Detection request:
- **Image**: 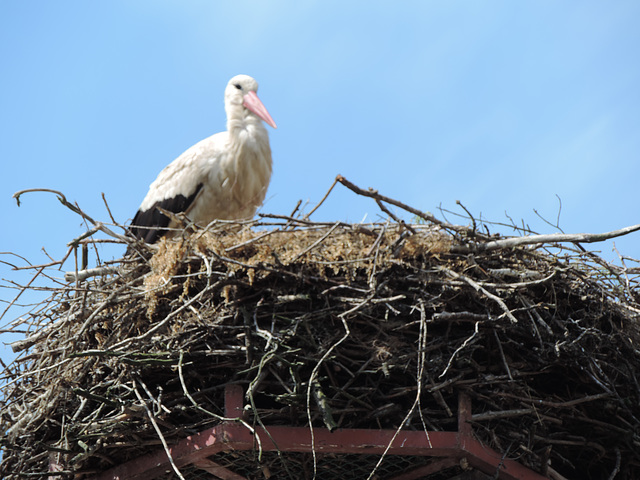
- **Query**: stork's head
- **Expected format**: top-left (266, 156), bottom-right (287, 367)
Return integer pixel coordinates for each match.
top-left (225, 74), bottom-right (277, 129)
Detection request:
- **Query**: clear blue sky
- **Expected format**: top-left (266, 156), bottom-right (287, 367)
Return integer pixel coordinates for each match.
top-left (1, 2), bottom-right (639, 364)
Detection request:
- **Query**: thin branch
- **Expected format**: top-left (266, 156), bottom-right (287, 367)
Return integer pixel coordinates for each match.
top-left (451, 223), bottom-right (640, 253)
top-left (64, 266), bottom-right (120, 283)
top-left (13, 188), bottom-right (130, 244)
top-left (438, 266), bottom-right (519, 323)
top-left (304, 176), bottom-right (339, 220)
top-left (456, 200), bottom-right (477, 234)
top-left (101, 192), bottom-right (118, 225)
top-left (533, 194), bottom-right (565, 234)
top-left (290, 222), bottom-right (341, 262)
top-left (335, 175), bottom-right (479, 237)
top-left (132, 380), bottom-right (186, 480)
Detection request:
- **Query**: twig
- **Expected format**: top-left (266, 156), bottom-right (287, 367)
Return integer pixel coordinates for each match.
top-left (533, 194), bottom-right (565, 233)
top-left (101, 192), bottom-right (118, 225)
top-left (493, 329), bottom-right (513, 380)
top-left (1, 266), bottom-right (46, 324)
top-left (306, 314), bottom-right (351, 478)
top-left (288, 198), bottom-right (303, 219)
top-left (107, 280), bottom-right (223, 351)
top-left (304, 176), bottom-right (339, 220)
top-left (472, 408), bottom-right (535, 422)
top-left (290, 222), bottom-right (341, 262)
top-left (607, 447), bottom-right (621, 480)
top-left (439, 321), bottom-right (480, 379)
top-left (335, 175), bottom-right (476, 237)
top-left (451, 224), bottom-right (640, 254)
top-left (311, 379), bottom-right (337, 431)
top-left (132, 380), bottom-right (186, 480)
top-left (456, 200), bottom-right (477, 234)
top-left (438, 266), bottom-right (519, 323)
top-left (224, 229), bottom-right (281, 253)
top-left (64, 266), bottom-right (120, 283)
top-left (375, 199), bottom-right (416, 234)
top-left (67, 226), bottom-right (103, 248)
top-left (13, 188), bottom-right (130, 243)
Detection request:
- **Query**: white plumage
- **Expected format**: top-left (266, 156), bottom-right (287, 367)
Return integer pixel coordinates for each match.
top-left (130, 74), bottom-right (276, 244)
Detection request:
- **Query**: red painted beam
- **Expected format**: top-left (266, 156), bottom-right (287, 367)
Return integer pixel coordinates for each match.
top-left (89, 423), bottom-right (547, 480)
top-left (249, 426), bottom-right (460, 456)
top-left (90, 423), bottom-right (231, 480)
top-left (89, 424), bottom-right (460, 480)
top-left (88, 387), bottom-right (549, 480)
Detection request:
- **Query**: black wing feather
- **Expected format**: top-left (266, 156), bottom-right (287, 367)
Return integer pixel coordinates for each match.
top-left (129, 183), bottom-right (204, 244)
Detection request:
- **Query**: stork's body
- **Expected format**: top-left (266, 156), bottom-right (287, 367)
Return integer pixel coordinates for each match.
top-left (130, 75), bottom-right (277, 244)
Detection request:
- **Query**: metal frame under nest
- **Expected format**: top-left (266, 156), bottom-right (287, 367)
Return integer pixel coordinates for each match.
top-left (59, 385), bottom-right (547, 480)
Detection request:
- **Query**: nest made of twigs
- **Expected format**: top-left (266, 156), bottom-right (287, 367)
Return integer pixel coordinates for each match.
top-left (2, 179), bottom-right (640, 480)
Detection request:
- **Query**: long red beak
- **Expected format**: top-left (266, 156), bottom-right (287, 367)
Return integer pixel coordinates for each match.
top-left (243, 91), bottom-right (277, 129)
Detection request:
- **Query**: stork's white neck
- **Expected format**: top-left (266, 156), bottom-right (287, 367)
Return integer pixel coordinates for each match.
top-left (224, 101), bottom-right (269, 159)
top-left (227, 111), bottom-right (263, 137)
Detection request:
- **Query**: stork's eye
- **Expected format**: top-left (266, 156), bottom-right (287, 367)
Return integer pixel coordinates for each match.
top-left (234, 83), bottom-right (242, 90)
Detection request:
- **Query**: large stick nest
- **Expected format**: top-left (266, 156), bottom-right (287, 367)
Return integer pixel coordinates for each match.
top-left (2, 179), bottom-right (640, 479)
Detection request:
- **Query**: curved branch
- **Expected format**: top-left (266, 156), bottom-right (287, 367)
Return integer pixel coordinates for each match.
top-left (13, 188), bottom-right (130, 244)
top-left (335, 175), bottom-right (485, 238)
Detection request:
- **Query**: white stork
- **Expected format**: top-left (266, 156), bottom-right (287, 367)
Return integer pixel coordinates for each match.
top-left (129, 74), bottom-right (277, 244)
